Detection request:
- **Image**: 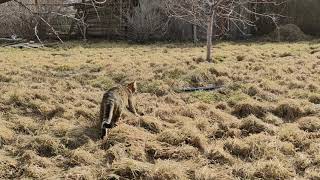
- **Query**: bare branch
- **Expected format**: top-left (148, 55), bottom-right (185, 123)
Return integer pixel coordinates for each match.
top-left (13, 0), bottom-right (64, 43)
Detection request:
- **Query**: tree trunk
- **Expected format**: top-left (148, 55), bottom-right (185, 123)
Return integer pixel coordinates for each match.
top-left (206, 9), bottom-right (214, 62)
top-left (193, 25), bottom-right (198, 44)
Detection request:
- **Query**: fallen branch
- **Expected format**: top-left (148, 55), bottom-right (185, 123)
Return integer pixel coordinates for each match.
top-left (4, 42), bottom-right (43, 48)
top-left (0, 38), bottom-right (24, 43)
top-left (176, 85), bottom-right (224, 92)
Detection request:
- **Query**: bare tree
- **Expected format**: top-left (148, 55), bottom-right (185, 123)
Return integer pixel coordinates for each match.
top-left (162, 0), bottom-right (284, 62)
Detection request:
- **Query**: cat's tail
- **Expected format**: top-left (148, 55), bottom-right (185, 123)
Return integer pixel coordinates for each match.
top-left (101, 103), bottom-right (114, 139)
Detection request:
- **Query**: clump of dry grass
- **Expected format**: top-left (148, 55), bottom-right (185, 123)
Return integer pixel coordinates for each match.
top-left (209, 122), bottom-right (241, 139)
top-left (192, 56), bottom-right (206, 64)
top-left (278, 124), bottom-right (309, 149)
top-left (157, 128), bottom-right (207, 152)
top-left (239, 115), bottom-right (276, 136)
top-left (236, 55), bottom-right (246, 61)
top-left (206, 145), bottom-right (236, 165)
top-left (233, 160), bottom-right (295, 179)
top-left (246, 85), bottom-right (261, 96)
top-left (139, 116), bottom-right (162, 134)
top-left (297, 116), bottom-right (320, 132)
top-left (208, 66), bottom-right (229, 77)
top-left (112, 158), bottom-right (152, 179)
top-left (309, 94), bottom-right (320, 104)
top-left (0, 150), bottom-right (18, 179)
top-left (146, 142), bottom-right (199, 161)
top-left (69, 149), bottom-right (98, 166)
top-left (263, 113), bottom-right (284, 126)
top-left (139, 80), bottom-right (170, 96)
top-left (103, 124), bottom-right (155, 161)
top-left (19, 150), bottom-right (54, 178)
top-left (61, 129), bottom-right (92, 150)
top-left (232, 101), bottom-right (268, 118)
top-left (164, 94), bottom-right (185, 105)
top-left (48, 118), bottom-right (76, 137)
top-left (187, 72), bottom-right (211, 87)
top-left (195, 166), bottom-right (233, 180)
top-left (0, 121), bottom-right (14, 146)
top-left (252, 160), bottom-right (295, 179)
top-left (64, 166), bottom-right (97, 179)
top-left (147, 160), bottom-right (189, 180)
top-left (294, 153), bottom-right (312, 175)
top-left (274, 101), bottom-right (304, 122)
top-left (155, 107), bottom-right (177, 123)
top-left (106, 124), bottom-right (154, 145)
top-left (224, 139), bottom-right (251, 160)
top-left (225, 134), bottom-right (291, 161)
top-left (33, 135), bottom-right (67, 157)
top-left (104, 143), bottom-right (128, 164)
top-left (178, 105), bottom-right (201, 119)
top-left (305, 166), bottom-right (320, 180)
top-left (208, 107), bottom-right (239, 125)
top-left (0, 74), bottom-right (12, 83)
top-left (245, 85), bottom-right (278, 102)
top-left (215, 101), bottom-right (229, 111)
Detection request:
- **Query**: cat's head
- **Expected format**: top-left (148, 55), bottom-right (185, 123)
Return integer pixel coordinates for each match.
top-left (127, 81), bottom-right (137, 93)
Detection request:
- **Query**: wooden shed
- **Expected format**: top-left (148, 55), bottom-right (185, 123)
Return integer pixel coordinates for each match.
top-left (70, 0), bottom-right (139, 39)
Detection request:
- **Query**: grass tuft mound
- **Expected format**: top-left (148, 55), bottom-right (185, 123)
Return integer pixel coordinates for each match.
top-left (309, 94), bottom-right (320, 104)
top-left (147, 160), bottom-right (188, 180)
top-left (112, 158), bottom-right (152, 179)
top-left (146, 142), bottom-right (199, 161)
top-left (206, 146), bottom-right (236, 165)
top-left (232, 101), bottom-right (267, 118)
top-left (253, 160), bottom-right (295, 179)
top-left (157, 128), bottom-right (207, 152)
top-left (225, 134), bottom-right (291, 161)
top-left (239, 115), bottom-right (276, 136)
top-left (17, 135), bottom-right (66, 158)
top-left (139, 116), bottom-right (162, 134)
top-left (278, 124), bottom-right (309, 149)
top-left (195, 166), bottom-right (233, 180)
top-left (274, 101), bottom-right (304, 122)
top-left (0, 122), bottom-right (14, 146)
top-left (297, 116), bottom-right (320, 132)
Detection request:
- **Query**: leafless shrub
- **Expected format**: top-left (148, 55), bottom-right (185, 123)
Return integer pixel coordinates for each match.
top-left (0, 1), bottom-right (36, 38)
top-left (123, 0), bottom-right (169, 42)
top-left (0, 0), bottom-right (77, 40)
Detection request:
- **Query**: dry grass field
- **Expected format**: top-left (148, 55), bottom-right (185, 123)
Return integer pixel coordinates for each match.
top-left (0, 40), bottom-right (320, 179)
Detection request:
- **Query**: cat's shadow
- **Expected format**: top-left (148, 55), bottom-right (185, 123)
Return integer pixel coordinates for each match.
top-left (62, 123), bottom-right (101, 150)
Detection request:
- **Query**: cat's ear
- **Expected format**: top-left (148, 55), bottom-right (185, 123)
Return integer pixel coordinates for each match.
top-left (127, 81), bottom-right (137, 93)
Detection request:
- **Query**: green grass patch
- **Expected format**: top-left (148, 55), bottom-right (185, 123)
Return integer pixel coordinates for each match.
top-left (90, 76), bottom-right (114, 90)
top-left (54, 65), bottom-right (74, 72)
top-left (139, 80), bottom-right (168, 96)
top-left (191, 91), bottom-right (225, 103)
top-left (163, 68), bottom-right (186, 80)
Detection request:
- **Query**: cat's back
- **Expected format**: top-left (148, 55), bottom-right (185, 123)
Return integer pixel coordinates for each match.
top-left (103, 85), bottom-right (128, 104)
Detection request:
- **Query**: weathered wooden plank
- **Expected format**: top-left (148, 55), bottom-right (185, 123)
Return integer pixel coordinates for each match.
top-left (86, 20), bottom-right (121, 25)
